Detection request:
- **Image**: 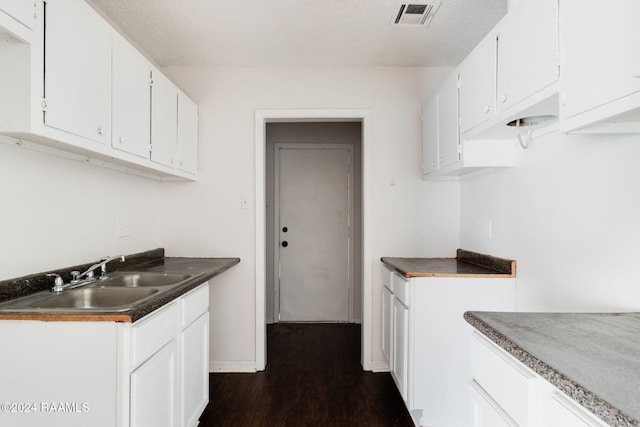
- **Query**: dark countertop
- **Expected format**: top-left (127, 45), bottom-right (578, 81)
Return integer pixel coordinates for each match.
top-left (465, 311), bottom-right (640, 427)
top-left (382, 249), bottom-right (516, 278)
top-left (0, 248), bottom-right (240, 323)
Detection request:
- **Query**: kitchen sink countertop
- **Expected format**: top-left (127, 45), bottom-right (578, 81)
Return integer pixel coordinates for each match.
top-left (382, 248), bottom-right (516, 278)
top-left (0, 248), bottom-right (240, 323)
top-left (465, 311), bottom-right (640, 427)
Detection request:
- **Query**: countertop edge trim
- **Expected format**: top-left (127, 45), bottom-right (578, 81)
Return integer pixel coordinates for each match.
top-left (464, 312), bottom-right (639, 427)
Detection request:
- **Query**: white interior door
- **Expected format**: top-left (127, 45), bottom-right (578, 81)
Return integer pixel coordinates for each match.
top-left (276, 144), bottom-right (353, 322)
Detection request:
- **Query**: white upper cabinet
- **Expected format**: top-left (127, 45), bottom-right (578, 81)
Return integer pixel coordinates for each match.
top-left (177, 92), bottom-right (198, 175)
top-left (422, 72), bottom-right (461, 177)
top-left (0, 0), bottom-right (36, 30)
top-left (459, 31), bottom-right (497, 134)
top-left (497, 0), bottom-right (559, 114)
top-left (151, 69), bottom-right (178, 168)
top-left (112, 34), bottom-right (152, 159)
top-left (423, 70), bottom-right (516, 180)
top-left (560, 0), bottom-right (640, 133)
top-left (44, 0), bottom-right (111, 145)
top-left (0, 0), bottom-right (199, 180)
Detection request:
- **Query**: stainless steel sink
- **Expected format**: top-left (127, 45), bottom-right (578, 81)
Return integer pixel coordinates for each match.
top-left (26, 287), bottom-right (159, 310)
top-left (95, 272), bottom-right (192, 288)
top-left (0, 271), bottom-right (198, 312)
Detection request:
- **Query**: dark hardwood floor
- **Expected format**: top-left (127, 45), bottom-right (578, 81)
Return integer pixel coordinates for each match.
top-left (199, 323), bottom-right (414, 426)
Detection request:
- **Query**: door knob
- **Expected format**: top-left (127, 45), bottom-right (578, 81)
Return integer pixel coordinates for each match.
top-left (282, 227), bottom-right (288, 233)
top-left (281, 241), bottom-right (288, 247)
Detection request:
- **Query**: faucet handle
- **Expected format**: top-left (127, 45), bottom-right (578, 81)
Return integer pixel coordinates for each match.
top-left (70, 270), bottom-right (80, 283)
top-left (47, 273), bottom-right (64, 293)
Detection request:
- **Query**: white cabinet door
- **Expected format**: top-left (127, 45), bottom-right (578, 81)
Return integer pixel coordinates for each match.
top-left (459, 31), bottom-right (497, 134)
top-left (497, 0), bottom-right (558, 114)
top-left (392, 297), bottom-right (409, 403)
top-left (180, 312), bottom-right (209, 427)
top-left (44, 0), bottom-right (111, 145)
top-left (470, 381), bottom-right (518, 427)
top-left (112, 34), bottom-right (151, 158)
top-left (381, 285), bottom-right (394, 365)
top-left (421, 96), bottom-right (438, 175)
top-left (438, 72), bottom-right (460, 169)
top-left (560, 0), bottom-right (640, 125)
top-left (151, 69), bottom-right (178, 167)
top-left (0, 0), bottom-right (36, 29)
top-left (131, 340), bottom-right (179, 427)
top-left (177, 92), bottom-right (198, 175)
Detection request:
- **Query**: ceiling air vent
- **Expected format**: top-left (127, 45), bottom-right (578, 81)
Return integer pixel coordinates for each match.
top-left (392, 1), bottom-right (442, 28)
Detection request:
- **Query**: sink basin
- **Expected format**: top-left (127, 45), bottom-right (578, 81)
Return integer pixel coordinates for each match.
top-left (95, 272), bottom-right (192, 288)
top-left (26, 287), bottom-right (159, 310)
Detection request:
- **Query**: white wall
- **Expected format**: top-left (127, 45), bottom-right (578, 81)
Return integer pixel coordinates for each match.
top-left (161, 66), bottom-right (461, 370)
top-left (0, 141), bottom-right (161, 281)
top-left (460, 131), bottom-right (640, 312)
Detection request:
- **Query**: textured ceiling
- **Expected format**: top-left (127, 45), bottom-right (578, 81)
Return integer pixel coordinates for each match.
top-left (88, 0), bottom-right (508, 67)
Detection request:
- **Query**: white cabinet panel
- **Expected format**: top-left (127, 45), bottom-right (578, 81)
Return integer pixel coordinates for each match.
top-left (131, 340), bottom-right (179, 427)
top-left (497, 0), bottom-right (558, 114)
top-left (438, 72), bottom-right (460, 169)
top-left (470, 381), bottom-right (518, 427)
top-left (112, 34), bottom-right (151, 158)
top-left (560, 0), bottom-right (640, 132)
top-left (180, 312), bottom-right (209, 427)
top-left (470, 332), bottom-right (537, 426)
top-left (44, 0), bottom-right (111, 145)
top-left (459, 31), bottom-right (497, 134)
top-left (381, 284), bottom-right (393, 365)
top-left (177, 91), bottom-right (198, 175)
top-left (151, 69), bottom-right (178, 167)
top-left (0, 0), bottom-right (36, 30)
top-left (392, 296), bottom-right (409, 403)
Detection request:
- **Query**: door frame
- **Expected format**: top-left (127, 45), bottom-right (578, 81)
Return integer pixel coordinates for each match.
top-left (273, 143), bottom-right (355, 323)
top-left (255, 109), bottom-right (373, 371)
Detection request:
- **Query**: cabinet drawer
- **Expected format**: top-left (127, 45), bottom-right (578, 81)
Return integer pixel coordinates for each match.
top-left (131, 302), bottom-right (180, 367)
top-left (545, 391), bottom-right (608, 427)
top-left (470, 332), bottom-right (537, 426)
top-left (181, 283), bottom-right (209, 328)
top-left (392, 273), bottom-right (410, 306)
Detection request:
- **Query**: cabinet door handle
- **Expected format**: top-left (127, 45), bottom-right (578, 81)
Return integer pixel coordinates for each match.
top-left (118, 136), bottom-right (125, 144)
top-left (483, 105), bottom-right (490, 114)
top-left (501, 93), bottom-right (507, 103)
top-left (97, 127), bottom-right (104, 135)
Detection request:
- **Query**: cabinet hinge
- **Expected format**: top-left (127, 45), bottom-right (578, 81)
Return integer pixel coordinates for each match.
top-left (33, 1), bottom-right (39, 19)
top-left (41, 98), bottom-right (47, 112)
top-left (148, 143), bottom-right (153, 152)
top-left (456, 75), bottom-right (461, 89)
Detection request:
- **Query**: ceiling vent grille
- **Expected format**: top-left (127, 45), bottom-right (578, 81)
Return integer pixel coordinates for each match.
top-left (392, 1), bottom-right (442, 28)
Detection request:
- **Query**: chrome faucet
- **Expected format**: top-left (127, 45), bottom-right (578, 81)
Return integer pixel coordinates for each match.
top-left (70, 255), bottom-right (126, 284)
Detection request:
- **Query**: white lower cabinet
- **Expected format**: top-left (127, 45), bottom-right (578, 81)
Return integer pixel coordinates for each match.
top-left (0, 282), bottom-right (210, 427)
top-left (130, 340), bottom-right (179, 427)
top-left (381, 264), bottom-right (516, 426)
top-left (392, 295), bottom-right (409, 402)
top-left (470, 331), bottom-right (609, 427)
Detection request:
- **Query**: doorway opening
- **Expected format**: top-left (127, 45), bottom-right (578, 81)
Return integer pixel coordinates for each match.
top-left (255, 109), bottom-right (373, 372)
top-left (265, 123), bottom-right (362, 324)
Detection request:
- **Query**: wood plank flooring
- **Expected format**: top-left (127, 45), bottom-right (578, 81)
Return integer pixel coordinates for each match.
top-left (199, 323), bottom-right (414, 426)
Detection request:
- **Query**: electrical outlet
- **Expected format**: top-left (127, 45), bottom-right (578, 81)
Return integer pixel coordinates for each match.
top-left (117, 217), bottom-right (130, 238)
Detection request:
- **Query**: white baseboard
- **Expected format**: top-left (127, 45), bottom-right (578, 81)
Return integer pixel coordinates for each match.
top-left (370, 360), bottom-right (390, 373)
top-left (209, 360), bottom-right (258, 373)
